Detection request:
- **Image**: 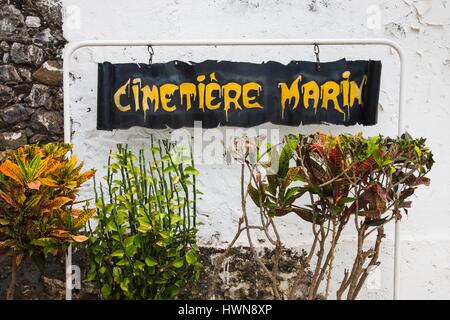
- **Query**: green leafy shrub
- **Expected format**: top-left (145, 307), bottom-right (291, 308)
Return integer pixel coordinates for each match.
top-left (0, 143), bottom-right (95, 299)
top-left (87, 139), bottom-right (201, 299)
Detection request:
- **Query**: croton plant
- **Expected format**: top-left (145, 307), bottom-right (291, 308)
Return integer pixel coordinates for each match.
top-left (210, 132), bottom-right (434, 300)
top-left (0, 143), bottom-right (95, 299)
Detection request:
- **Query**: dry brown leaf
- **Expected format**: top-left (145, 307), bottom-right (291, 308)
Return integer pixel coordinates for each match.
top-left (27, 180), bottom-right (41, 190)
top-left (71, 234), bottom-right (88, 242)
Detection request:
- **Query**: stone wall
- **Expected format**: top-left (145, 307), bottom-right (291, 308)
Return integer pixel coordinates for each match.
top-left (0, 246), bottom-right (311, 300)
top-left (0, 0), bottom-right (64, 150)
top-left (0, 0), bottom-right (67, 300)
top-left (179, 247), bottom-right (311, 300)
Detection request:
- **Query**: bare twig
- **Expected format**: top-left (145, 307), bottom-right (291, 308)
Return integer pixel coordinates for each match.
top-left (240, 163), bottom-right (281, 299)
top-left (324, 220), bottom-right (337, 299)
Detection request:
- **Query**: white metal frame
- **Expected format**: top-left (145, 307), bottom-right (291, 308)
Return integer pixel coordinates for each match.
top-left (63, 38), bottom-right (406, 300)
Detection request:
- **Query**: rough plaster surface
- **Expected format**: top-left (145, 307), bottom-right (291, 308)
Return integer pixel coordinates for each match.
top-left (62, 0), bottom-right (450, 299)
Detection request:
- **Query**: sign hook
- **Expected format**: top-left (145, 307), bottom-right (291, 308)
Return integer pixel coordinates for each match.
top-left (147, 45), bottom-right (154, 65)
top-left (314, 44), bottom-right (321, 71)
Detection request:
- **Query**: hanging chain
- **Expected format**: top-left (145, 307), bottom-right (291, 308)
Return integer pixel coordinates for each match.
top-left (314, 44), bottom-right (320, 71)
top-left (147, 45), bottom-right (154, 65)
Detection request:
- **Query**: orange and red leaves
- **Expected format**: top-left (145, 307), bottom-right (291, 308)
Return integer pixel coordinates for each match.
top-left (43, 196), bottom-right (72, 212)
top-left (79, 169), bottom-right (96, 183)
top-left (0, 189), bottom-right (18, 208)
top-left (355, 156), bottom-right (376, 174)
top-left (39, 177), bottom-right (59, 187)
top-left (405, 176), bottom-right (431, 187)
top-left (328, 147), bottom-right (345, 172)
top-left (50, 229), bottom-right (70, 238)
top-left (309, 143), bottom-right (325, 158)
top-left (0, 160), bottom-right (23, 184)
top-left (73, 208), bottom-right (96, 229)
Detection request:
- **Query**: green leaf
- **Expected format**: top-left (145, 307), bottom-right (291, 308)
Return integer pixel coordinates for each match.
top-left (184, 166), bottom-right (199, 176)
top-left (134, 261), bottom-right (145, 271)
top-left (291, 208), bottom-right (322, 224)
top-left (266, 174), bottom-right (278, 195)
top-left (282, 166), bottom-right (303, 190)
top-left (123, 236), bottom-right (135, 248)
top-left (284, 186), bottom-right (307, 205)
top-left (170, 214), bottom-right (182, 225)
top-left (116, 195), bottom-right (126, 202)
top-left (247, 183), bottom-right (262, 207)
top-left (86, 270), bottom-right (96, 281)
top-left (338, 197), bottom-right (354, 204)
top-left (164, 165), bottom-right (175, 173)
top-left (31, 237), bottom-right (56, 247)
top-left (145, 256), bottom-right (158, 267)
top-left (171, 175), bottom-right (180, 184)
top-left (120, 280), bottom-right (129, 293)
top-left (414, 145), bottom-right (422, 157)
top-left (156, 240), bottom-right (166, 247)
top-left (278, 139), bottom-right (297, 177)
top-left (101, 284), bottom-right (111, 298)
top-left (365, 218), bottom-right (388, 227)
top-left (111, 250), bottom-right (124, 258)
top-left (113, 267), bottom-right (121, 282)
top-left (173, 258), bottom-right (184, 268)
top-left (116, 259), bottom-right (127, 266)
top-left (137, 216), bottom-right (152, 233)
top-left (105, 203), bottom-right (115, 213)
top-left (125, 244), bottom-right (137, 257)
top-left (185, 249), bottom-right (197, 265)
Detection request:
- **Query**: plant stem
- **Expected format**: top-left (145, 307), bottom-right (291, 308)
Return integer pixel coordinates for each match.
top-left (240, 164), bottom-right (281, 300)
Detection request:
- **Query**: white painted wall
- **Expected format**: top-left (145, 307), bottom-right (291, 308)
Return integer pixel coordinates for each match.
top-left (62, 0), bottom-right (450, 299)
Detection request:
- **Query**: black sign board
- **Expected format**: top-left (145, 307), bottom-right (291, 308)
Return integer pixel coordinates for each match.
top-left (97, 59), bottom-right (381, 129)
